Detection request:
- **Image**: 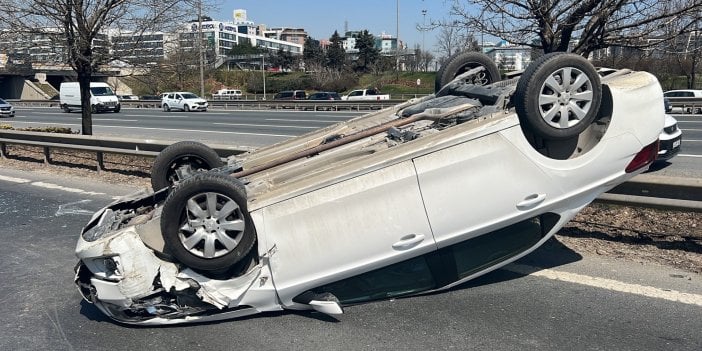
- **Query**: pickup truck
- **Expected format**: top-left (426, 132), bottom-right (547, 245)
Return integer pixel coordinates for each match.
top-left (342, 89), bottom-right (391, 101)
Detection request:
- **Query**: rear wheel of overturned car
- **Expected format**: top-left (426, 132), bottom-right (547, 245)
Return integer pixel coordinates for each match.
top-left (514, 52), bottom-right (602, 140)
top-left (150, 141), bottom-right (224, 191)
top-left (434, 51), bottom-right (501, 92)
top-left (161, 173), bottom-right (256, 272)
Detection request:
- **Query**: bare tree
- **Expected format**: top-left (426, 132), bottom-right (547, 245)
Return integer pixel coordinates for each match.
top-left (434, 24), bottom-right (480, 67)
top-left (0, 0), bottom-right (207, 135)
top-left (446, 0), bottom-right (702, 57)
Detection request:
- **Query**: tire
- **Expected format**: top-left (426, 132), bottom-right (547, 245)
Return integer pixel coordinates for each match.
top-left (435, 51), bottom-right (501, 92)
top-left (114, 105), bottom-right (121, 113)
top-left (160, 173), bottom-right (256, 271)
top-left (150, 141), bottom-right (224, 191)
top-left (514, 52), bottom-right (602, 140)
top-left (91, 105), bottom-right (97, 113)
top-left (62, 104), bottom-right (70, 113)
top-left (184, 104), bottom-right (190, 112)
top-left (163, 104), bottom-right (170, 112)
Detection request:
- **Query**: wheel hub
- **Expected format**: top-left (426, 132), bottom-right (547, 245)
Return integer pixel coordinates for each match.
top-left (203, 218), bottom-right (219, 232)
top-left (558, 92), bottom-right (572, 105)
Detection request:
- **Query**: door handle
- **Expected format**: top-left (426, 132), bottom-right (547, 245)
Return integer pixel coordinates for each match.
top-left (392, 234), bottom-right (426, 250)
top-left (516, 193), bottom-right (546, 210)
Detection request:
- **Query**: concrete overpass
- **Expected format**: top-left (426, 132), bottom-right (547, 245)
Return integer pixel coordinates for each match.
top-left (0, 63), bottom-right (117, 100)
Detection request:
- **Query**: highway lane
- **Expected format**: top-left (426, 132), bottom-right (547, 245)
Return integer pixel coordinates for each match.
top-left (4, 107), bottom-right (364, 148)
top-left (2, 107), bottom-right (701, 177)
top-left (0, 168), bottom-right (700, 351)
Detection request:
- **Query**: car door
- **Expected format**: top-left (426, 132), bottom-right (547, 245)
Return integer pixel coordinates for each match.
top-left (173, 93), bottom-right (184, 109)
top-left (258, 160), bottom-right (436, 306)
top-left (412, 129), bottom-right (559, 248)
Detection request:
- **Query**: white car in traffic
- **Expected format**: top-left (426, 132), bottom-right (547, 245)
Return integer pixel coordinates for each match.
top-left (0, 98), bottom-right (15, 117)
top-left (162, 92), bottom-right (208, 112)
top-left (75, 53), bottom-right (663, 325)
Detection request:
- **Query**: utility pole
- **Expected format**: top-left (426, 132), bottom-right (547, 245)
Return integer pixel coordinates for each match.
top-left (198, 0), bottom-right (205, 98)
top-left (396, 0), bottom-right (400, 76)
top-left (261, 54), bottom-right (266, 100)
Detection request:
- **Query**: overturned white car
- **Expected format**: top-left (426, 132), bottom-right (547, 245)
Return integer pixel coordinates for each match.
top-left (75, 53), bottom-right (664, 325)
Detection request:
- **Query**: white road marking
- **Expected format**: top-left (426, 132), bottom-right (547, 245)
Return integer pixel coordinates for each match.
top-left (125, 114), bottom-right (188, 118)
top-left (212, 122), bottom-right (317, 129)
top-left (93, 119), bottom-right (138, 122)
top-left (265, 118), bottom-right (341, 123)
top-left (0, 175), bottom-right (108, 196)
top-left (507, 264), bottom-right (702, 307)
top-left (679, 154), bottom-right (702, 158)
top-left (0, 175), bottom-right (31, 183)
top-left (30, 182), bottom-right (106, 196)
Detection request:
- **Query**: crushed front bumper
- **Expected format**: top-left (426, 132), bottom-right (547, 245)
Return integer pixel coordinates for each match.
top-left (74, 192), bottom-right (278, 325)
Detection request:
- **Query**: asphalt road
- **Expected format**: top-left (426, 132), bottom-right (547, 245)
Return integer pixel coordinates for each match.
top-left (4, 106), bottom-right (365, 148)
top-left (1, 107), bottom-right (701, 178)
top-left (0, 168), bottom-right (701, 351)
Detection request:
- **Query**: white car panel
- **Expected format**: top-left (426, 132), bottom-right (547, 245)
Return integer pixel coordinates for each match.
top-left (413, 130), bottom-right (558, 247)
top-left (260, 160), bottom-right (435, 306)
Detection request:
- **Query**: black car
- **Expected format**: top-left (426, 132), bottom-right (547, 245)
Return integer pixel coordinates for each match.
top-left (308, 92), bottom-right (341, 100)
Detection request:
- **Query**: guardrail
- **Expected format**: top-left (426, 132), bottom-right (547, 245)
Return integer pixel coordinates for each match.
top-left (666, 97), bottom-right (702, 114)
top-left (0, 129), bottom-right (249, 172)
top-left (9, 99), bottom-right (408, 112)
top-left (0, 130), bottom-right (700, 212)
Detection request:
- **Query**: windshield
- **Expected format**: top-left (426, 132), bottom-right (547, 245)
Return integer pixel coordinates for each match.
top-left (90, 86), bottom-right (115, 96)
top-left (181, 93), bottom-right (199, 99)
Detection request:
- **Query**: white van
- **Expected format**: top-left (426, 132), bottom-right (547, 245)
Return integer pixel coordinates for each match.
top-left (59, 82), bottom-right (121, 113)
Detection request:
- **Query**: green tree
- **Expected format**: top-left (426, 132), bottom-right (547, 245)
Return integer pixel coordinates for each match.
top-left (303, 37), bottom-right (324, 68)
top-left (228, 41), bottom-right (262, 55)
top-left (354, 30), bottom-right (380, 73)
top-left (271, 47), bottom-right (297, 71)
top-left (326, 30), bottom-right (346, 70)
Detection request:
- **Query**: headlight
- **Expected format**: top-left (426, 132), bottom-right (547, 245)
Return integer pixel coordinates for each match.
top-left (82, 209), bottom-right (120, 242)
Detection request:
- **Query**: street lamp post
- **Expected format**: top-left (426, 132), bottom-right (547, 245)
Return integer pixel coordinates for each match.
top-left (396, 0), bottom-right (400, 77)
top-left (198, 0), bottom-right (204, 98)
top-left (261, 54), bottom-right (266, 100)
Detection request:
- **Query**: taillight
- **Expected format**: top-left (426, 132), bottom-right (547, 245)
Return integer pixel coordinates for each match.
top-left (625, 140), bottom-right (659, 173)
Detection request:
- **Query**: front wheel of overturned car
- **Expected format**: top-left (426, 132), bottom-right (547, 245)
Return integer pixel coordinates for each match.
top-left (435, 51), bottom-right (501, 92)
top-left (514, 52), bottom-right (602, 140)
top-left (161, 173), bottom-right (256, 272)
top-left (150, 141), bottom-right (224, 191)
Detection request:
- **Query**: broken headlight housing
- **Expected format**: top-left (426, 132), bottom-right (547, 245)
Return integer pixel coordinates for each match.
top-left (82, 209), bottom-right (121, 242)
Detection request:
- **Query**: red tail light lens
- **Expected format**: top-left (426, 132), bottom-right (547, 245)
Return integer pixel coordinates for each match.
top-left (625, 140), bottom-right (659, 173)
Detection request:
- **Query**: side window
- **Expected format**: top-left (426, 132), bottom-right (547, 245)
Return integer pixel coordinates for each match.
top-left (309, 255), bottom-right (437, 304)
top-left (349, 90), bottom-right (362, 97)
top-left (176, 94), bottom-right (183, 99)
top-left (682, 92), bottom-right (693, 97)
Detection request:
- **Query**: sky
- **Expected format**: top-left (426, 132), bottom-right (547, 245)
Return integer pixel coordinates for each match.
top-left (216, 0), bottom-right (456, 53)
